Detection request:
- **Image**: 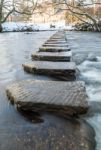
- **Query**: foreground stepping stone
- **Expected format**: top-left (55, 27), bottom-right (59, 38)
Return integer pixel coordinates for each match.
top-left (31, 51), bottom-right (72, 62)
top-left (39, 46), bottom-right (70, 52)
top-left (1, 111), bottom-right (95, 150)
top-left (6, 80), bottom-right (88, 116)
top-left (22, 61), bottom-right (76, 81)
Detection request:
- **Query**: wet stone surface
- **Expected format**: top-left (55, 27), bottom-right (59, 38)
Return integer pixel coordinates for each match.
top-left (42, 43), bottom-right (68, 47)
top-left (39, 46), bottom-right (71, 52)
top-left (31, 51), bottom-right (72, 62)
top-left (22, 61), bottom-right (76, 81)
top-left (6, 80), bottom-right (88, 116)
top-left (0, 112), bottom-right (96, 150)
top-left (45, 41), bottom-right (67, 44)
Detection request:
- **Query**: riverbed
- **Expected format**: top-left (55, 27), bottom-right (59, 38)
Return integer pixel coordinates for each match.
top-left (0, 31), bottom-right (101, 150)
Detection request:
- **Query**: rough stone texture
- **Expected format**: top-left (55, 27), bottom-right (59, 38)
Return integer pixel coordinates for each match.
top-left (46, 39), bottom-right (66, 42)
top-left (0, 111), bottom-right (95, 150)
top-left (31, 51), bottom-right (72, 62)
top-left (43, 43), bottom-right (68, 47)
top-left (45, 41), bottom-right (68, 45)
top-left (50, 36), bottom-right (65, 39)
top-left (49, 37), bottom-right (66, 40)
top-left (22, 61), bottom-right (76, 81)
top-left (39, 46), bottom-right (71, 52)
top-left (6, 80), bottom-right (88, 116)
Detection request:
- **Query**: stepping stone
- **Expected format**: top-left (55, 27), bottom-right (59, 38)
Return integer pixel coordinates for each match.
top-left (45, 41), bottom-right (67, 44)
top-left (46, 39), bottom-right (67, 43)
top-left (52, 35), bottom-right (65, 37)
top-left (47, 39), bottom-right (66, 42)
top-left (43, 43), bottom-right (68, 47)
top-left (39, 46), bottom-right (71, 52)
top-left (49, 37), bottom-right (66, 40)
top-left (1, 110), bottom-right (95, 150)
top-left (6, 80), bottom-right (88, 116)
top-left (31, 51), bottom-right (72, 62)
top-left (22, 61), bottom-right (76, 81)
top-left (50, 36), bottom-right (65, 39)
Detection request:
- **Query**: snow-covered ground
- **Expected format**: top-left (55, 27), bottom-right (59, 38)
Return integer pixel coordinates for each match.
top-left (2, 22), bottom-right (74, 32)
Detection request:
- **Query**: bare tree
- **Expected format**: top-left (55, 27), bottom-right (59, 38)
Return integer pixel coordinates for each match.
top-left (0, 0), bottom-right (38, 32)
top-left (51, 0), bottom-right (101, 31)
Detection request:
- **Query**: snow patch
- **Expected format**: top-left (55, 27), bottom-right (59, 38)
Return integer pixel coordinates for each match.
top-left (2, 22), bottom-right (74, 32)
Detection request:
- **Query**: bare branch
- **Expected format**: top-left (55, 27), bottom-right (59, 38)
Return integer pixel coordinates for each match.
top-left (2, 8), bottom-right (15, 23)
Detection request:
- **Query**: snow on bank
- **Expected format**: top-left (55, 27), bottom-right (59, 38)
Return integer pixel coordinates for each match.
top-left (2, 22), bottom-right (74, 32)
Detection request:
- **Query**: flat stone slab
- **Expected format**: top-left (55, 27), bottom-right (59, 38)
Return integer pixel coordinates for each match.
top-left (43, 43), bottom-right (68, 47)
top-left (45, 41), bottom-right (67, 44)
top-left (31, 51), bottom-right (72, 62)
top-left (0, 112), bottom-right (95, 150)
top-left (22, 61), bottom-right (76, 81)
top-left (6, 80), bottom-right (88, 116)
top-left (46, 39), bottom-right (66, 42)
top-left (50, 36), bottom-right (65, 39)
top-left (39, 46), bottom-right (71, 52)
top-left (49, 37), bottom-right (66, 40)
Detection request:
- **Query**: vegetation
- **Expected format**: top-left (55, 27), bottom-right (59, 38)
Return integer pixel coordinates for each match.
top-left (0, 0), bottom-right (101, 32)
top-left (0, 0), bottom-right (37, 32)
top-left (52, 0), bottom-right (101, 31)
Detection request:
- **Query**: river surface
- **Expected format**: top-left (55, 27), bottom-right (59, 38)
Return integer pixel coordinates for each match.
top-left (0, 31), bottom-right (101, 150)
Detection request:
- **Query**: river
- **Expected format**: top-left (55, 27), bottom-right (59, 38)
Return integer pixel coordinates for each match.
top-left (0, 31), bottom-right (101, 150)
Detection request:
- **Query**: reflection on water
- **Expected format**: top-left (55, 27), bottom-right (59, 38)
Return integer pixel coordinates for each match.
top-left (0, 31), bottom-right (101, 150)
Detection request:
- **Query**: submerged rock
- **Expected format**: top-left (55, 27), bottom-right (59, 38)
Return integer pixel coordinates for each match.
top-left (73, 53), bottom-right (88, 65)
top-left (0, 112), bottom-right (95, 150)
top-left (87, 54), bottom-right (98, 62)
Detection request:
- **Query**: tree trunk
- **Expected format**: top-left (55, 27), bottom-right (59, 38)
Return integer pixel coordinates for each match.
top-left (0, 23), bottom-right (3, 32)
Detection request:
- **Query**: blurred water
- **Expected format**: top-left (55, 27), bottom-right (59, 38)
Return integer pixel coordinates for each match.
top-left (0, 31), bottom-right (57, 150)
top-left (66, 31), bottom-right (101, 150)
top-left (0, 31), bottom-right (101, 150)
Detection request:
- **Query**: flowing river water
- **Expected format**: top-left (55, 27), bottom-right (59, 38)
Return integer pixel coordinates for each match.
top-left (0, 31), bottom-right (101, 150)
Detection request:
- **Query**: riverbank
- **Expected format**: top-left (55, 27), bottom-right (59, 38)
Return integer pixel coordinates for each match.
top-left (74, 22), bottom-right (101, 32)
top-left (2, 22), bottom-right (74, 32)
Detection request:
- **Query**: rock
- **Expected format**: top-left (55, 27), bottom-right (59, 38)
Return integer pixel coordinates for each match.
top-left (39, 46), bottom-right (71, 52)
top-left (50, 36), bottom-right (65, 39)
top-left (88, 101), bottom-right (101, 115)
top-left (45, 41), bottom-right (67, 45)
top-left (49, 38), bottom-right (66, 40)
top-left (0, 111), bottom-right (95, 150)
top-left (74, 23), bottom-right (95, 31)
top-left (43, 43), bottom-right (68, 47)
top-left (73, 53), bottom-right (88, 65)
top-left (46, 39), bottom-right (66, 42)
top-left (6, 80), bottom-right (88, 116)
top-left (87, 54), bottom-right (98, 62)
top-left (31, 51), bottom-right (72, 62)
top-left (22, 61), bottom-right (76, 81)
